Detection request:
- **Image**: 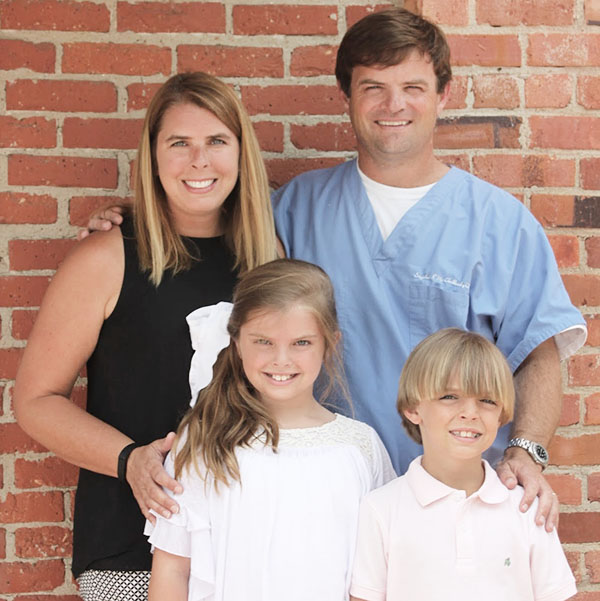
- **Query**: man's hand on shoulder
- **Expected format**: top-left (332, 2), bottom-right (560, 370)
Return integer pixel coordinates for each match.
top-left (77, 204), bottom-right (128, 241)
top-left (496, 446), bottom-right (559, 532)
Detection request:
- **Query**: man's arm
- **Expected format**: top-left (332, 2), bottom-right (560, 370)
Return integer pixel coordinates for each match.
top-left (496, 336), bottom-right (561, 531)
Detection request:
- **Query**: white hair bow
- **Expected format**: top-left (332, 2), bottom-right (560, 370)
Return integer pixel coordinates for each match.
top-left (186, 301), bottom-right (234, 407)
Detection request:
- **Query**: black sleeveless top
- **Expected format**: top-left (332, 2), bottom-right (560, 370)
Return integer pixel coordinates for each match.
top-left (72, 217), bottom-right (237, 577)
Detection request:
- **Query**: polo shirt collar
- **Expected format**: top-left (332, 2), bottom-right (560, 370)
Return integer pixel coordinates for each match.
top-left (407, 456), bottom-right (509, 506)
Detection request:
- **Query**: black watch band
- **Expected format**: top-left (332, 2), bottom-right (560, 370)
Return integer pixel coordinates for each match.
top-left (117, 442), bottom-right (140, 483)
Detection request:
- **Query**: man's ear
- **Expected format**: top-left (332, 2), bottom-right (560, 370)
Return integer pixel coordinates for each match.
top-left (436, 82), bottom-right (451, 117)
top-left (338, 84), bottom-right (350, 111)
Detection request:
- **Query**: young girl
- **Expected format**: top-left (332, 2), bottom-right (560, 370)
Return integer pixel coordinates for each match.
top-left (145, 259), bottom-right (395, 601)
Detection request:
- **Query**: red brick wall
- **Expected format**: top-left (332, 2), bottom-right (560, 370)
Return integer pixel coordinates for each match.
top-left (1, 0), bottom-right (599, 598)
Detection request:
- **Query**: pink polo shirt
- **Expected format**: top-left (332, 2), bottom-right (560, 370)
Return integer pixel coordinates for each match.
top-left (350, 457), bottom-right (576, 601)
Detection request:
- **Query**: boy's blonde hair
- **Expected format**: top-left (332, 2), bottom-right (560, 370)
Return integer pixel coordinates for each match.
top-left (397, 328), bottom-right (515, 444)
top-left (174, 259), bottom-right (348, 488)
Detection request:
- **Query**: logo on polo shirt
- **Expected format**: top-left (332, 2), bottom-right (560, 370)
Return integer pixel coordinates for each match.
top-left (504, 557), bottom-right (511, 567)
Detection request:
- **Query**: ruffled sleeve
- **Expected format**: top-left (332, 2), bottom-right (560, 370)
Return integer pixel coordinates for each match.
top-left (143, 445), bottom-right (216, 600)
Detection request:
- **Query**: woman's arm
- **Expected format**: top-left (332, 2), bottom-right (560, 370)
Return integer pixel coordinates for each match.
top-left (148, 549), bottom-right (190, 601)
top-left (14, 228), bottom-right (182, 520)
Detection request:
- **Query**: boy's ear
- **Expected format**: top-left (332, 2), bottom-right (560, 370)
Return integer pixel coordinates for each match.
top-left (403, 407), bottom-right (422, 426)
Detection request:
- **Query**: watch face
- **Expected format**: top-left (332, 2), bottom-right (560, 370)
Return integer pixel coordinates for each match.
top-left (533, 444), bottom-right (549, 463)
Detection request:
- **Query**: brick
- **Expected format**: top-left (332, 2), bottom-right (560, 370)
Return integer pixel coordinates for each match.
top-left (252, 121), bottom-right (284, 153)
top-left (69, 195), bottom-right (129, 227)
top-left (473, 155), bottom-right (575, 188)
top-left (565, 551), bottom-right (582, 582)
top-left (569, 353), bottom-right (600, 385)
top-left (177, 46), bottom-right (283, 78)
top-left (0, 0), bottom-right (109, 31)
top-left (544, 473), bottom-right (581, 505)
top-left (345, 5), bottom-right (393, 28)
top-left (549, 433), bottom-right (600, 465)
top-left (242, 85), bottom-right (345, 116)
top-left (530, 195), bottom-right (574, 227)
top-left (585, 392), bottom-right (600, 425)
top-left (586, 315), bottom-right (600, 346)
top-left (6, 80), bottom-right (116, 112)
top-left (445, 76), bottom-right (468, 109)
top-left (437, 152), bottom-right (470, 172)
top-left (0, 350), bottom-right (25, 380)
top-left (530, 116), bottom-right (600, 150)
top-left (127, 83), bottom-right (163, 111)
top-left (0, 193), bottom-right (57, 225)
top-left (266, 157), bottom-right (344, 190)
top-left (0, 276), bottom-right (49, 307)
top-left (528, 34), bottom-right (600, 66)
top-left (233, 5), bottom-right (338, 35)
top-left (447, 35), bottom-right (521, 67)
top-left (15, 457), bottom-right (78, 489)
top-left (435, 117), bottom-right (520, 149)
top-left (476, 0), bottom-right (574, 25)
top-left (71, 385), bottom-right (87, 410)
top-left (582, 159), bottom-right (600, 190)
top-left (9, 239), bottom-right (75, 272)
top-left (472, 75), bottom-right (520, 109)
top-left (0, 39), bottom-right (55, 72)
top-left (578, 76), bottom-right (600, 109)
top-left (406, 0), bottom-right (468, 25)
top-left (590, 472), bottom-right (600, 502)
top-left (548, 235), bottom-right (579, 268)
top-left (558, 512), bottom-right (600, 544)
top-left (63, 118), bottom-right (143, 150)
top-left (587, 0), bottom-right (600, 23)
top-left (0, 116), bottom-right (55, 149)
top-left (563, 275), bottom-right (600, 307)
top-left (586, 551), bottom-right (600, 583)
top-left (525, 74), bottom-right (572, 108)
top-left (574, 196), bottom-right (600, 228)
top-left (571, 593), bottom-right (600, 601)
top-left (12, 309), bottom-right (37, 340)
top-left (0, 492), bottom-right (63, 524)
top-left (0, 559), bottom-right (64, 593)
top-left (13, 596), bottom-right (83, 601)
top-left (291, 123), bottom-right (356, 152)
top-left (290, 45), bottom-right (337, 77)
top-left (15, 527), bottom-right (72, 559)
top-left (118, 1), bottom-right (224, 32)
top-left (0, 529), bottom-right (4, 561)
top-left (586, 237), bottom-right (600, 268)
top-left (8, 155), bottom-right (118, 189)
top-left (62, 42), bottom-right (170, 76)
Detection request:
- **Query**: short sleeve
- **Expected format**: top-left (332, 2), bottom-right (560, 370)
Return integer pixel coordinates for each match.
top-left (528, 514), bottom-right (577, 601)
top-left (369, 429), bottom-right (397, 488)
top-left (480, 205), bottom-right (585, 370)
top-left (350, 497), bottom-right (389, 601)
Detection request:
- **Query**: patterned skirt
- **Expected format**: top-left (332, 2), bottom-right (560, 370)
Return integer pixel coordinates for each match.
top-left (77, 570), bottom-right (151, 601)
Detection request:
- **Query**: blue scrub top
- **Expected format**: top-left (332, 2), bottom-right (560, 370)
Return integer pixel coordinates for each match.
top-left (272, 160), bottom-right (585, 474)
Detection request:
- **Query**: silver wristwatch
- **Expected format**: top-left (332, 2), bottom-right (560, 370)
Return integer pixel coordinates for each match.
top-left (507, 437), bottom-right (549, 470)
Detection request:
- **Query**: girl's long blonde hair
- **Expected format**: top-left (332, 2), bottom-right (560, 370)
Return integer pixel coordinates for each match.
top-left (134, 72), bottom-right (277, 285)
top-left (174, 259), bottom-right (348, 488)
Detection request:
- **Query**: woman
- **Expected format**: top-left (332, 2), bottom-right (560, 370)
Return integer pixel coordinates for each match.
top-left (14, 72), bottom-right (277, 600)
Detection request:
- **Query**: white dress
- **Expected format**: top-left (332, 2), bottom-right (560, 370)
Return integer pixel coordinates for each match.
top-left (145, 414), bottom-right (395, 601)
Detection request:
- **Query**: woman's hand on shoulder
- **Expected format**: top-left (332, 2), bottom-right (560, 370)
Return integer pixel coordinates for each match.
top-left (77, 203), bottom-right (128, 241)
top-left (126, 432), bottom-right (183, 522)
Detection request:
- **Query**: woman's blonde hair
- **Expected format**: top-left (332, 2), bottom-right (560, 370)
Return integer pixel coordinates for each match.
top-left (174, 259), bottom-right (348, 487)
top-left (134, 72), bottom-right (277, 285)
top-left (397, 328), bottom-right (515, 444)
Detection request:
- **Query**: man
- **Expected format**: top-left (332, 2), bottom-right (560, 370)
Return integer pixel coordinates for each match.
top-left (85, 8), bottom-right (585, 529)
top-left (271, 8), bottom-right (586, 528)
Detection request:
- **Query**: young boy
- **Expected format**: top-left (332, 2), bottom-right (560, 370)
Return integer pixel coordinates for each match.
top-left (350, 328), bottom-right (576, 601)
